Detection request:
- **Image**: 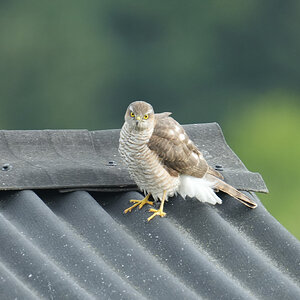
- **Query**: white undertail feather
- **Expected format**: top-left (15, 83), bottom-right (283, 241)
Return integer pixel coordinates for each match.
top-left (178, 175), bottom-right (222, 205)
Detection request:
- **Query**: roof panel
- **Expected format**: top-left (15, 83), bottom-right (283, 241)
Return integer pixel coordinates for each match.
top-left (0, 125), bottom-right (298, 299)
top-left (0, 124), bottom-right (267, 192)
top-left (0, 190), bottom-right (299, 299)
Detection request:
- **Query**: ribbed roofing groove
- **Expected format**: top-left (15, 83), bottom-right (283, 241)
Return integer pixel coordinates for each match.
top-left (215, 193), bottom-right (300, 284)
top-left (0, 210), bottom-right (95, 300)
top-left (0, 190), bottom-right (145, 300)
top-left (96, 191), bottom-right (300, 300)
top-left (43, 190), bottom-right (201, 300)
top-left (94, 191), bottom-right (255, 299)
top-left (0, 125), bottom-right (299, 300)
top-left (0, 260), bottom-right (40, 300)
top-left (164, 193), bottom-right (300, 299)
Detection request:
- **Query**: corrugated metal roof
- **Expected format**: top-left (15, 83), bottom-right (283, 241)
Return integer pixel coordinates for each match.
top-left (1, 190), bottom-right (300, 300)
top-left (0, 123), bottom-right (267, 193)
top-left (0, 124), bottom-right (299, 300)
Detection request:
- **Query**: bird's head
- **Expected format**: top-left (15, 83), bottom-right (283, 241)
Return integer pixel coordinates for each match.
top-left (125, 101), bottom-right (155, 131)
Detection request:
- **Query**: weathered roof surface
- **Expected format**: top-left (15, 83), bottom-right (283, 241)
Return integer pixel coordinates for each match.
top-left (1, 190), bottom-right (300, 300)
top-left (0, 124), bottom-right (299, 300)
top-left (0, 123), bottom-right (267, 193)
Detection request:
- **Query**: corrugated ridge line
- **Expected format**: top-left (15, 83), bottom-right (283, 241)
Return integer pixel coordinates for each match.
top-left (93, 192), bottom-right (257, 299)
top-left (166, 196), bottom-right (300, 299)
top-left (0, 261), bottom-right (40, 300)
top-left (215, 193), bottom-right (300, 284)
top-left (0, 212), bottom-right (95, 300)
top-left (43, 191), bottom-right (201, 300)
top-left (101, 191), bottom-right (300, 300)
top-left (0, 191), bottom-right (146, 300)
top-left (168, 208), bottom-right (300, 298)
top-left (47, 191), bottom-right (256, 300)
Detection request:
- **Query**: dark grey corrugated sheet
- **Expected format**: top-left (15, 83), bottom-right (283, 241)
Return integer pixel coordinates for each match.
top-left (0, 124), bottom-right (267, 193)
top-left (0, 190), bottom-right (299, 300)
top-left (0, 125), bottom-right (299, 299)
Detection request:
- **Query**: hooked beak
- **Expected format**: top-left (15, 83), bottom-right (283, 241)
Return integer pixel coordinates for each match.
top-left (135, 116), bottom-right (143, 130)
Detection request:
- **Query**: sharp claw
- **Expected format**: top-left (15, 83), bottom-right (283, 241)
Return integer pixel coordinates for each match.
top-left (147, 215), bottom-right (155, 222)
top-left (124, 206), bottom-right (135, 214)
top-left (124, 195), bottom-right (153, 215)
top-left (129, 200), bottom-right (140, 203)
top-left (147, 209), bottom-right (166, 221)
top-left (124, 191), bottom-right (167, 222)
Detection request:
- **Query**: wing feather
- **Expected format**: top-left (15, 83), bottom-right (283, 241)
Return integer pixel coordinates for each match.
top-left (148, 114), bottom-right (208, 178)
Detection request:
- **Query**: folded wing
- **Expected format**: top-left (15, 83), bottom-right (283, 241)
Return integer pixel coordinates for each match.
top-left (148, 113), bottom-right (210, 178)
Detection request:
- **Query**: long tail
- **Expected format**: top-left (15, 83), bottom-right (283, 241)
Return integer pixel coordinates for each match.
top-left (178, 174), bottom-right (257, 208)
top-left (207, 174), bottom-right (257, 209)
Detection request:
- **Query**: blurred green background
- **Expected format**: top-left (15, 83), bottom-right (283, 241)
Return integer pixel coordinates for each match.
top-left (0, 1), bottom-right (299, 239)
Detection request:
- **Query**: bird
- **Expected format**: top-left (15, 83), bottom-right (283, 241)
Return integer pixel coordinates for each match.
top-left (119, 101), bottom-right (257, 222)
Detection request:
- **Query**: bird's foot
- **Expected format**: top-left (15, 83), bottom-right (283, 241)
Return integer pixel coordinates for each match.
top-left (147, 208), bottom-right (166, 222)
top-left (124, 194), bottom-right (153, 214)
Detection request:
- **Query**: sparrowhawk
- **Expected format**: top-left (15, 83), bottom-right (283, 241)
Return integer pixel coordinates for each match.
top-left (119, 101), bottom-right (257, 221)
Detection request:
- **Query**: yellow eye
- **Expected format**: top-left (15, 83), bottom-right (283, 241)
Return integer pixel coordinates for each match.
top-left (144, 114), bottom-right (149, 120)
top-left (130, 111), bottom-right (135, 117)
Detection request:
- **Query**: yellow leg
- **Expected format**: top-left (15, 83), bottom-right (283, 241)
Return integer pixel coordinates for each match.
top-left (124, 193), bottom-right (153, 214)
top-left (147, 191), bottom-right (167, 222)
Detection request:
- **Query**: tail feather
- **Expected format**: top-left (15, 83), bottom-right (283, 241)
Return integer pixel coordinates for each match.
top-left (178, 174), bottom-right (257, 209)
top-left (178, 175), bottom-right (222, 205)
top-left (208, 175), bottom-right (257, 209)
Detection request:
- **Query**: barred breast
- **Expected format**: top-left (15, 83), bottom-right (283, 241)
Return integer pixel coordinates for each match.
top-left (119, 123), bottom-right (180, 201)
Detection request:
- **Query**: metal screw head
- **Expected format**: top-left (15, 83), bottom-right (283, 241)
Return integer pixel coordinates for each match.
top-left (2, 163), bottom-right (12, 171)
top-left (215, 165), bottom-right (223, 171)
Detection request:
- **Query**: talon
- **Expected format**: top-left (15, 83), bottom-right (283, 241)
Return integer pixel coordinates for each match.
top-left (129, 200), bottom-right (141, 203)
top-left (147, 208), bottom-right (166, 222)
top-left (124, 206), bottom-right (136, 214)
top-left (124, 194), bottom-right (153, 214)
top-left (147, 190), bottom-right (167, 222)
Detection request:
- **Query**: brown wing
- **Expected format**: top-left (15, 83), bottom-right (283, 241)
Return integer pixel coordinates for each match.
top-left (148, 113), bottom-right (209, 178)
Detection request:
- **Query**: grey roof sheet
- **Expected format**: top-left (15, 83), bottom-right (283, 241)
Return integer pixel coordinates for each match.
top-left (0, 123), bottom-right (267, 193)
top-left (0, 190), bottom-right (300, 300)
top-left (0, 124), bottom-right (299, 300)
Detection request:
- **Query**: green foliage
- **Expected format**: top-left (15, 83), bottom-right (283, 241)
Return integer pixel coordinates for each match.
top-left (0, 1), bottom-right (300, 130)
top-left (224, 91), bottom-right (300, 240)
